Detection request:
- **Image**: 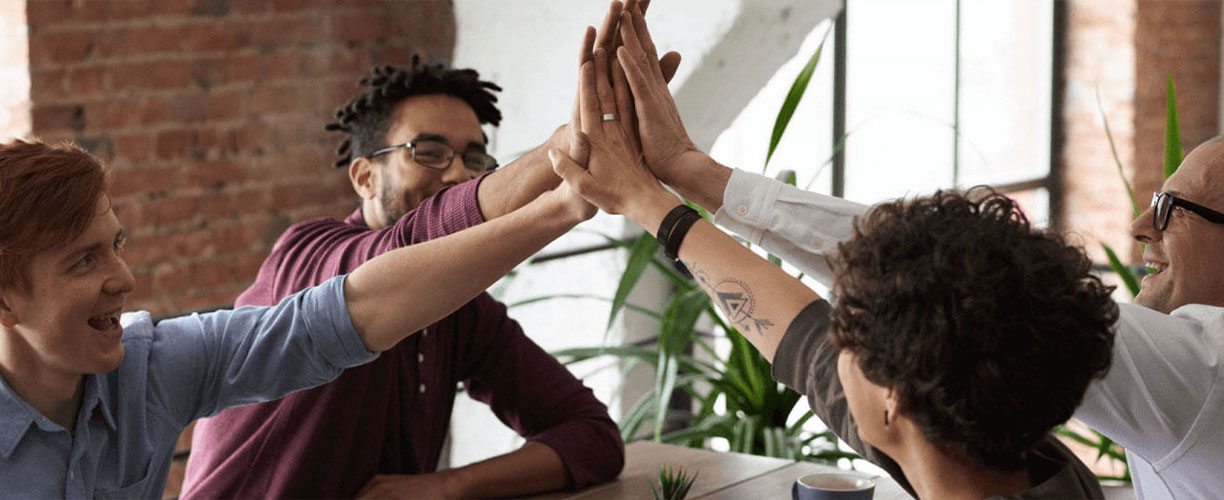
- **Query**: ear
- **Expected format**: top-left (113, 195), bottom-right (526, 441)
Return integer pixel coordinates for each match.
top-left (349, 157), bottom-right (378, 200)
top-left (0, 295), bottom-right (17, 328)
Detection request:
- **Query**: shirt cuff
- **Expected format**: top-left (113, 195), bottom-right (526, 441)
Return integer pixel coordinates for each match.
top-left (713, 169), bottom-right (781, 245)
top-left (305, 275), bottom-right (378, 370)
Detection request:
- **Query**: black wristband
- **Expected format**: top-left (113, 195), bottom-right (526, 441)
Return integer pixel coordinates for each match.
top-left (655, 205), bottom-right (702, 261)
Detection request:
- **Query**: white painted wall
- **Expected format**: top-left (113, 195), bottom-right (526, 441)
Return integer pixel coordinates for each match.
top-left (445, 0), bottom-right (839, 469)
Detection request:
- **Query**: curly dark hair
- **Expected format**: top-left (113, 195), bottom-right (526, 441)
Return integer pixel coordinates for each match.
top-left (828, 187), bottom-right (1118, 471)
top-left (324, 55), bottom-right (503, 168)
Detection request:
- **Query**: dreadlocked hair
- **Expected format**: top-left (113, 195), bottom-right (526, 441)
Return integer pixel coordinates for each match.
top-left (324, 55), bottom-right (503, 168)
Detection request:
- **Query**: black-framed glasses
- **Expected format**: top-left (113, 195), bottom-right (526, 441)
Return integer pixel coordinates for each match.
top-left (1151, 192), bottom-right (1224, 231)
top-left (368, 140), bottom-right (498, 176)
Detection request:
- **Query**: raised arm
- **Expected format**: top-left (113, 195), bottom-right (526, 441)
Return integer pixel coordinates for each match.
top-left (550, 47), bottom-right (819, 361)
top-left (345, 185), bottom-right (593, 352)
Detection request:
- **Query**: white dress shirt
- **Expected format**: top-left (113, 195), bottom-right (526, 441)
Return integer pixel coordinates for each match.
top-left (713, 168), bottom-right (1224, 500)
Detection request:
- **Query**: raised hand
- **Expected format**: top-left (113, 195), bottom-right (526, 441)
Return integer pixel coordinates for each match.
top-left (615, 6), bottom-right (705, 187)
top-left (550, 48), bottom-right (679, 230)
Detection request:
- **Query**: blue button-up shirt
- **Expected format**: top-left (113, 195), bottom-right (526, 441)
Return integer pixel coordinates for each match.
top-left (0, 275), bottom-right (376, 499)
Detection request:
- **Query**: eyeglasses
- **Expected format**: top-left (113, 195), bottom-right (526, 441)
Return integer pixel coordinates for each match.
top-left (368, 140), bottom-right (498, 176)
top-left (1151, 192), bottom-right (1224, 231)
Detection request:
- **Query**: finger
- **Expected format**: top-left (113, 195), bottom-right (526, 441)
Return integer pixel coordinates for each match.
top-left (616, 45), bottom-right (655, 108)
top-left (549, 147), bottom-right (589, 184)
top-left (628, 8), bottom-right (665, 82)
top-left (578, 25), bottom-right (595, 66)
top-left (610, 56), bottom-right (639, 147)
top-left (570, 26), bottom-right (595, 143)
top-left (593, 48), bottom-right (619, 140)
top-left (579, 60), bottom-right (601, 137)
top-left (593, 1), bottom-right (623, 59)
top-left (568, 127), bottom-right (591, 166)
top-left (659, 51), bottom-right (681, 83)
top-left (639, 0), bottom-right (651, 15)
top-left (617, 11), bottom-right (653, 83)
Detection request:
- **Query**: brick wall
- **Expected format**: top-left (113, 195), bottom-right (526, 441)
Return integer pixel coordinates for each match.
top-left (26, 0), bottom-right (456, 316)
top-left (1061, 0), bottom-right (1220, 264)
top-left (1133, 0), bottom-right (1220, 261)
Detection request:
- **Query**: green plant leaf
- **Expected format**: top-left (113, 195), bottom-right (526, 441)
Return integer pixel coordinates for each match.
top-left (608, 232), bottom-right (661, 331)
top-left (1095, 87), bottom-right (1139, 218)
top-left (1165, 74), bottom-right (1183, 179)
top-left (508, 293), bottom-right (663, 320)
top-left (1102, 244), bottom-right (1141, 298)
top-left (765, 26), bottom-right (833, 169)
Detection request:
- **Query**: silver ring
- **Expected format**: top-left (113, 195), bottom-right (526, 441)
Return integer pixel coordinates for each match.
top-left (601, 113), bottom-right (616, 122)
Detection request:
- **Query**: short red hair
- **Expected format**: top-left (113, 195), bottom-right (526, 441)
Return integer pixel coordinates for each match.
top-left (0, 139), bottom-right (108, 292)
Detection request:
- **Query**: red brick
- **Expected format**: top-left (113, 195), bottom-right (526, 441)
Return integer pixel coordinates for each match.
top-left (96, 97), bottom-right (169, 130)
top-left (31, 104), bottom-right (84, 133)
top-left (108, 0), bottom-right (155, 20)
top-left (194, 128), bottom-right (238, 158)
top-left (181, 23), bottom-right (246, 52)
top-left (228, 54), bottom-right (261, 82)
top-left (112, 133), bottom-right (157, 163)
top-left (69, 66), bottom-right (108, 96)
top-left (113, 61), bottom-right (193, 91)
top-left (231, 0), bottom-right (269, 15)
top-left (184, 158), bottom-right (246, 188)
top-left (26, 0), bottom-right (73, 27)
top-left (29, 68), bottom-right (69, 102)
top-left (153, 0), bottom-right (191, 17)
top-left (203, 88), bottom-right (251, 121)
top-left (29, 30), bottom-right (95, 65)
top-left (157, 129), bottom-right (196, 159)
top-left (250, 18), bottom-right (323, 48)
top-left (110, 167), bottom-right (180, 200)
top-left (329, 11), bottom-right (390, 43)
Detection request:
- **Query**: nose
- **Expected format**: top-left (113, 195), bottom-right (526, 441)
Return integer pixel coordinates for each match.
top-left (104, 255), bottom-right (136, 296)
top-left (440, 156), bottom-right (474, 186)
top-left (1130, 203), bottom-right (1161, 244)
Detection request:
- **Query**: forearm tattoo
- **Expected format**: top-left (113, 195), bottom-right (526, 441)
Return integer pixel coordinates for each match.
top-left (692, 265), bottom-right (775, 337)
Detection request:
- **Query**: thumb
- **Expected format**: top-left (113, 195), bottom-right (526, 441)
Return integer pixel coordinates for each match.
top-left (659, 51), bottom-right (681, 83)
top-left (568, 130), bottom-right (591, 165)
top-left (548, 147), bottom-right (587, 184)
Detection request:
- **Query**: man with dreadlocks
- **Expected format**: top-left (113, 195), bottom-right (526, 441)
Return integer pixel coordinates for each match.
top-left (181, 7), bottom-right (679, 495)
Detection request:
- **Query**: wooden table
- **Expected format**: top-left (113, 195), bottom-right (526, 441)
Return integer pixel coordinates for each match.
top-left (527, 441), bottom-right (913, 499)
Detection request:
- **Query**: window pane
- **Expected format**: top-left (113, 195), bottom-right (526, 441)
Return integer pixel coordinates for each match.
top-left (844, 0), bottom-right (958, 203)
top-left (957, 0), bottom-right (1054, 187)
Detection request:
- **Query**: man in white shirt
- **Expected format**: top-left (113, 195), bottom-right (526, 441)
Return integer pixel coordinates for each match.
top-left (605, 5), bottom-right (1223, 498)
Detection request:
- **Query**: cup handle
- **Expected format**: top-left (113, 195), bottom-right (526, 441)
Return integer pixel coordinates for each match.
top-left (791, 482), bottom-right (800, 500)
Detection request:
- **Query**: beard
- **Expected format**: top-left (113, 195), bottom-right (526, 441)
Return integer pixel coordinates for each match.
top-left (376, 181), bottom-right (410, 228)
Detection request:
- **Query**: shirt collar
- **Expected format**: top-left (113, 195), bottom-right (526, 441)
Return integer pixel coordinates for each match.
top-left (0, 373), bottom-right (38, 459)
top-left (82, 373), bottom-right (116, 431)
top-left (344, 208), bottom-right (368, 228)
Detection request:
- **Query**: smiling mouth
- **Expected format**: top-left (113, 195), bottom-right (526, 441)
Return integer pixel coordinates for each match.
top-left (1144, 261), bottom-right (1167, 275)
top-left (88, 311), bottom-right (122, 332)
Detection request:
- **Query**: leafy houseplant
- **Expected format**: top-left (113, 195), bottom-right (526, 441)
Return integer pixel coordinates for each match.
top-left (1056, 74), bottom-right (1185, 482)
top-left (545, 26), bottom-right (861, 465)
top-left (650, 465), bottom-right (697, 500)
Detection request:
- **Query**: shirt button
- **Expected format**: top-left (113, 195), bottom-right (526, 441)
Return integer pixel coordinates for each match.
top-left (737, 205), bottom-right (748, 216)
top-left (69, 470), bottom-right (74, 480)
top-left (419, 383), bottom-right (426, 393)
top-left (422, 328), bottom-right (428, 337)
top-left (418, 353), bottom-right (424, 363)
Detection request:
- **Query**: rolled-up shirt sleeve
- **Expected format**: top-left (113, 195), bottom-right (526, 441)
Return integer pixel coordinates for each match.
top-left (713, 169), bottom-right (866, 288)
top-left (148, 275), bottom-right (378, 427)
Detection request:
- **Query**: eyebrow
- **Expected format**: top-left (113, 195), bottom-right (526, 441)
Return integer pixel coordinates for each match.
top-left (412, 134), bottom-right (487, 153)
top-left (61, 228), bottom-right (127, 265)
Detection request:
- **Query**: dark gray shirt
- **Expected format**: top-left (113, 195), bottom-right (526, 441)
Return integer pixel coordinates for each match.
top-left (772, 300), bottom-right (1104, 499)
